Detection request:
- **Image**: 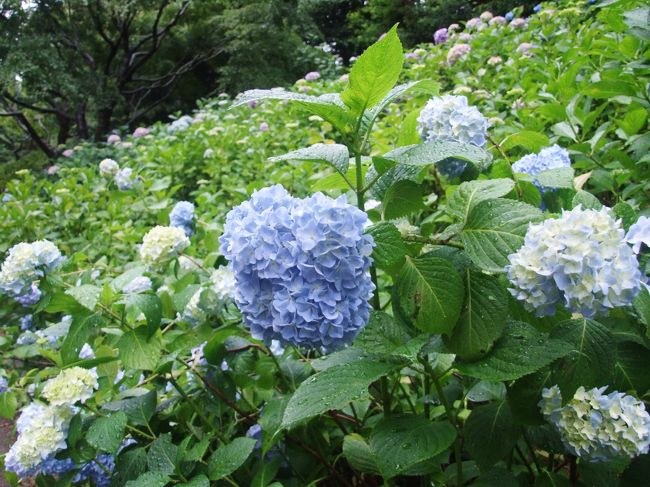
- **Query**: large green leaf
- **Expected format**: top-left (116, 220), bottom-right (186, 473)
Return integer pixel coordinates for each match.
top-left (382, 140), bottom-right (491, 171)
top-left (460, 198), bottom-right (543, 273)
top-left (208, 437), bottom-right (257, 480)
top-left (614, 342), bottom-right (650, 398)
top-left (117, 327), bottom-right (162, 371)
top-left (282, 358), bottom-right (398, 429)
top-left (0, 391), bottom-right (18, 419)
top-left (395, 255), bottom-right (464, 335)
top-left (343, 433), bottom-right (380, 474)
top-left (147, 433), bottom-right (179, 475)
top-left (269, 143), bottom-right (350, 177)
top-left (66, 284), bottom-right (101, 311)
top-left (457, 321), bottom-right (573, 381)
top-left (465, 402), bottom-right (519, 469)
top-left (61, 314), bottom-right (100, 365)
top-left (124, 294), bottom-right (162, 336)
top-left (354, 310), bottom-right (410, 356)
top-left (446, 270), bottom-right (509, 360)
top-left (102, 389), bottom-right (157, 426)
top-left (365, 79), bottom-right (438, 125)
top-left (369, 415), bottom-right (456, 479)
top-left (507, 369), bottom-right (552, 425)
top-left (125, 472), bottom-right (169, 487)
top-left (113, 448), bottom-right (147, 486)
top-left (341, 24), bottom-right (403, 114)
top-left (382, 180), bottom-right (425, 220)
top-left (549, 318), bottom-right (616, 397)
top-left (501, 131), bottom-right (550, 152)
top-left (86, 411), bottom-right (128, 454)
top-left (446, 179), bottom-right (515, 221)
top-left (366, 222), bottom-right (407, 270)
top-left (533, 167), bottom-right (575, 189)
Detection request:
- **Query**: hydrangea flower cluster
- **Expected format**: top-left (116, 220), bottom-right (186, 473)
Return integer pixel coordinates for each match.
top-left (99, 158), bottom-right (119, 177)
top-left (487, 55), bottom-right (503, 65)
top-left (182, 267), bottom-right (236, 324)
top-left (42, 367), bottom-right (99, 406)
top-left (168, 115), bottom-right (194, 134)
top-left (304, 71), bottom-right (321, 81)
top-left (0, 240), bottom-right (63, 305)
top-left (479, 11), bottom-right (493, 21)
top-left (5, 403), bottom-right (74, 477)
top-left (433, 28), bottom-right (447, 44)
top-left (507, 206), bottom-right (642, 317)
top-left (139, 226), bottom-right (190, 266)
top-left (122, 275), bottom-right (152, 294)
top-left (79, 343), bottom-right (95, 359)
top-left (220, 185), bottom-right (375, 350)
top-left (511, 18), bottom-right (527, 28)
top-left (0, 375), bottom-right (8, 392)
top-left (466, 18), bottom-right (482, 30)
top-left (114, 167), bottom-right (135, 190)
top-left (447, 43), bottom-right (471, 64)
top-left (169, 201), bottom-right (196, 236)
top-left (517, 42), bottom-right (535, 56)
top-left (540, 385), bottom-right (650, 461)
top-left (132, 127), bottom-right (149, 138)
top-left (512, 144), bottom-right (571, 191)
top-left (490, 16), bottom-right (506, 26)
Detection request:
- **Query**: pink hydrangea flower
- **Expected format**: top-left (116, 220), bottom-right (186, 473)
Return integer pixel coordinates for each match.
top-left (62, 149), bottom-right (74, 157)
top-left (447, 44), bottom-right (471, 65)
top-left (304, 71), bottom-right (321, 81)
top-left (132, 127), bottom-right (149, 138)
top-left (490, 16), bottom-right (506, 26)
top-left (107, 134), bottom-right (121, 144)
top-left (510, 18), bottom-right (527, 29)
top-left (259, 122), bottom-right (269, 132)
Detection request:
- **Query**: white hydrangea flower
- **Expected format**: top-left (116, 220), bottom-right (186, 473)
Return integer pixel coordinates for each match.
top-left (626, 216), bottom-right (650, 254)
top-left (42, 367), bottom-right (98, 406)
top-left (210, 266), bottom-right (236, 302)
top-left (540, 385), bottom-right (650, 462)
top-left (78, 343), bottom-right (95, 360)
top-left (122, 276), bottom-right (152, 294)
top-left (98, 158), bottom-right (119, 177)
top-left (0, 240), bottom-right (63, 299)
top-left (507, 206), bottom-right (642, 317)
top-left (393, 218), bottom-right (419, 237)
top-left (139, 226), bottom-right (190, 266)
top-left (417, 95), bottom-right (489, 148)
top-left (182, 289), bottom-right (206, 325)
top-left (114, 167), bottom-right (135, 190)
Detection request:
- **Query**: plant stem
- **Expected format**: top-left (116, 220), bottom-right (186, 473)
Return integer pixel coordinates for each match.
top-left (522, 430), bottom-right (542, 473)
top-left (516, 445), bottom-right (535, 479)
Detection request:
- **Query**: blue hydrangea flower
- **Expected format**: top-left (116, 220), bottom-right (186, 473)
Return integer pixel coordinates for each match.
top-left (0, 375), bottom-right (8, 393)
top-left (505, 11), bottom-right (514, 21)
top-left (626, 216), bottom-right (650, 255)
top-left (168, 115), bottom-right (194, 134)
top-left (220, 185), bottom-right (375, 350)
top-left (20, 315), bottom-right (33, 330)
top-left (507, 206), bottom-right (642, 317)
top-left (512, 144), bottom-right (571, 192)
top-left (534, 4), bottom-right (542, 12)
top-left (15, 283), bottom-right (42, 306)
top-left (540, 385), bottom-right (650, 462)
top-left (74, 454), bottom-right (115, 487)
top-left (169, 201), bottom-right (196, 237)
top-left (39, 456), bottom-right (75, 476)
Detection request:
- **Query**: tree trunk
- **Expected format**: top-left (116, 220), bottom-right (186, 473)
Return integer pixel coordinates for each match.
top-left (76, 103), bottom-right (89, 139)
top-left (57, 115), bottom-right (72, 145)
top-left (13, 112), bottom-right (56, 158)
top-left (95, 106), bottom-right (113, 140)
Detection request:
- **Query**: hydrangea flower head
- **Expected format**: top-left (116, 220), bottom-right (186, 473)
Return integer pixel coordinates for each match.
top-left (114, 167), bottom-right (135, 190)
top-left (259, 122), bottom-right (269, 132)
top-left (132, 127), bottom-right (149, 138)
top-left (0, 375), bottom-right (8, 393)
top-left (512, 144), bottom-right (571, 191)
top-left (507, 206), bottom-right (642, 317)
top-left (107, 134), bottom-right (121, 144)
top-left (517, 42), bottom-right (535, 56)
top-left (466, 18), bottom-right (482, 29)
top-left (139, 226), bottom-right (190, 266)
top-left (540, 385), bottom-right (650, 462)
top-left (490, 16), bottom-right (506, 25)
top-left (626, 216), bottom-right (650, 254)
top-left (99, 158), bottom-right (119, 177)
top-left (448, 23), bottom-right (460, 32)
top-left (480, 11), bottom-right (493, 21)
top-left (122, 276), bottom-right (152, 294)
top-left (505, 11), bottom-right (514, 21)
top-left (169, 201), bottom-right (195, 237)
top-left (79, 343), bottom-right (95, 360)
top-left (511, 18), bottom-right (527, 28)
top-left (62, 149), bottom-right (74, 157)
top-left (211, 266), bottom-right (236, 302)
top-left (447, 43), bottom-right (471, 64)
top-left (42, 367), bottom-right (98, 406)
top-left (457, 32), bottom-right (472, 42)
top-left (417, 95), bottom-right (489, 148)
top-left (487, 56), bottom-right (503, 65)
top-left (434, 28), bottom-right (448, 44)
top-left (168, 115), bottom-right (194, 134)
top-left (220, 185), bottom-right (375, 350)
top-left (304, 71), bottom-right (321, 81)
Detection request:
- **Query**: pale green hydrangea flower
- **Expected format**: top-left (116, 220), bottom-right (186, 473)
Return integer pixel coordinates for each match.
top-left (139, 226), bottom-right (190, 266)
top-left (42, 366), bottom-right (98, 406)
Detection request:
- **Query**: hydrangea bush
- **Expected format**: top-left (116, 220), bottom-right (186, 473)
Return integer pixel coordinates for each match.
top-left (1, 2), bottom-right (649, 487)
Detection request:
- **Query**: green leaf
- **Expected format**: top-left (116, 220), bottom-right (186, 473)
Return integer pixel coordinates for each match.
top-left (113, 448), bottom-right (147, 485)
top-left (117, 327), bottom-right (162, 371)
top-left (60, 314), bottom-right (98, 365)
top-left (343, 433), bottom-right (380, 474)
top-left (269, 143), bottom-right (349, 177)
top-left (111, 266), bottom-right (146, 291)
top-left (66, 284), bottom-right (101, 311)
top-left (446, 270), bottom-right (509, 360)
top-left (147, 433), bottom-right (179, 475)
top-left (582, 80), bottom-right (636, 99)
top-left (0, 391), bottom-right (18, 419)
top-left (367, 79), bottom-right (438, 121)
top-left (633, 288), bottom-right (650, 332)
top-left (341, 24), bottom-right (403, 114)
top-left (366, 222), bottom-right (407, 270)
top-left (125, 471), bottom-right (170, 487)
top-left (533, 167), bottom-right (575, 189)
top-left (382, 140), bottom-right (491, 171)
top-left (460, 199), bottom-right (543, 273)
top-left (354, 310), bottom-right (410, 356)
top-left (382, 180), bottom-right (425, 220)
top-left (447, 179), bottom-right (516, 221)
top-left (465, 402), bottom-right (519, 469)
top-left (572, 190), bottom-right (602, 209)
top-left (549, 318), bottom-right (616, 397)
top-left (208, 437), bottom-right (257, 480)
top-left (86, 411), bottom-right (128, 454)
top-left (613, 342), bottom-right (650, 395)
top-left (282, 359), bottom-right (398, 429)
top-left (178, 475), bottom-right (210, 487)
top-left (395, 255), bottom-right (464, 335)
top-left (125, 294), bottom-right (162, 336)
top-left (507, 369), bottom-right (552, 425)
top-left (501, 131), bottom-right (550, 152)
top-left (369, 415), bottom-right (456, 479)
top-left (456, 321), bottom-right (573, 381)
top-left (102, 389), bottom-right (157, 426)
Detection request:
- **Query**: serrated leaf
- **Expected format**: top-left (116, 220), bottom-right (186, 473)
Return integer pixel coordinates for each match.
top-left (179, 475), bottom-right (210, 487)
top-left (501, 131), bottom-right (550, 152)
top-left (446, 270), bottom-right (509, 360)
top-left (382, 180), bottom-right (425, 220)
top-left (269, 143), bottom-right (350, 177)
top-left (367, 163), bottom-right (424, 200)
top-left (507, 369), bottom-right (552, 425)
top-left (460, 199), bottom-right (543, 273)
top-left (549, 318), bottom-right (616, 397)
top-left (369, 415), bottom-right (456, 479)
top-left (465, 402), bottom-right (519, 469)
top-left (282, 359), bottom-right (398, 429)
top-left (124, 294), bottom-right (162, 336)
top-left (447, 179), bottom-right (515, 221)
top-left (102, 389), bottom-right (157, 426)
top-left (613, 342), bottom-right (650, 395)
top-left (633, 288), bottom-right (650, 331)
top-left (208, 437), bottom-right (257, 480)
top-left (571, 190), bottom-right (602, 210)
top-left (341, 25), bottom-right (403, 114)
top-left (396, 255), bottom-right (464, 335)
top-left (66, 284), bottom-right (101, 311)
top-left (383, 140), bottom-right (491, 171)
top-left (147, 433), bottom-right (179, 475)
top-left (0, 391), bottom-right (18, 419)
top-left (457, 321), bottom-right (573, 381)
top-left (125, 471), bottom-right (169, 487)
top-left (60, 314), bottom-right (99, 365)
top-left (366, 222), bottom-right (407, 270)
top-left (354, 310), bottom-right (410, 355)
top-left (113, 448), bottom-right (147, 485)
top-left (86, 411), bottom-right (127, 454)
top-left (343, 434), bottom-right (380, 474)
top-left (365, 79), bottom-right (439, 131)
top-left (117, 327), bottom-right (162, 371)
top-left (533, 167), bottom-right (575, 189)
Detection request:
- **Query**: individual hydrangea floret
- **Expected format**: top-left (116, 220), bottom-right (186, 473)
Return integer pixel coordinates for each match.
top-left (417, 95), bottom-right (489, 148)
top-left (626, 216), bottom-right (650, 254)
top-left (447, 43), bottom-right (471, 64)
top-left (42, 367), bottom-right (98, 406)
top-left (122, 276), bottom-right (152, 294)
top-left (512, 144), bottom-right (571, 191)
top-left (169, 201), bottom-right (195, 237)
top-left (434, 28), bottom-right (448, 44)
top-left (540, 385), bottom-right (650, 462)
top-left (139, 226), bottom-right (190, 266)
top-left (220, 185), bottom-right (375, 350)
top-left (507, 206), bottom-right (642, 317)
top-left (99, 158), bottom-right (119, 177)
top-left (114, 167), bottom-right (135, 190)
